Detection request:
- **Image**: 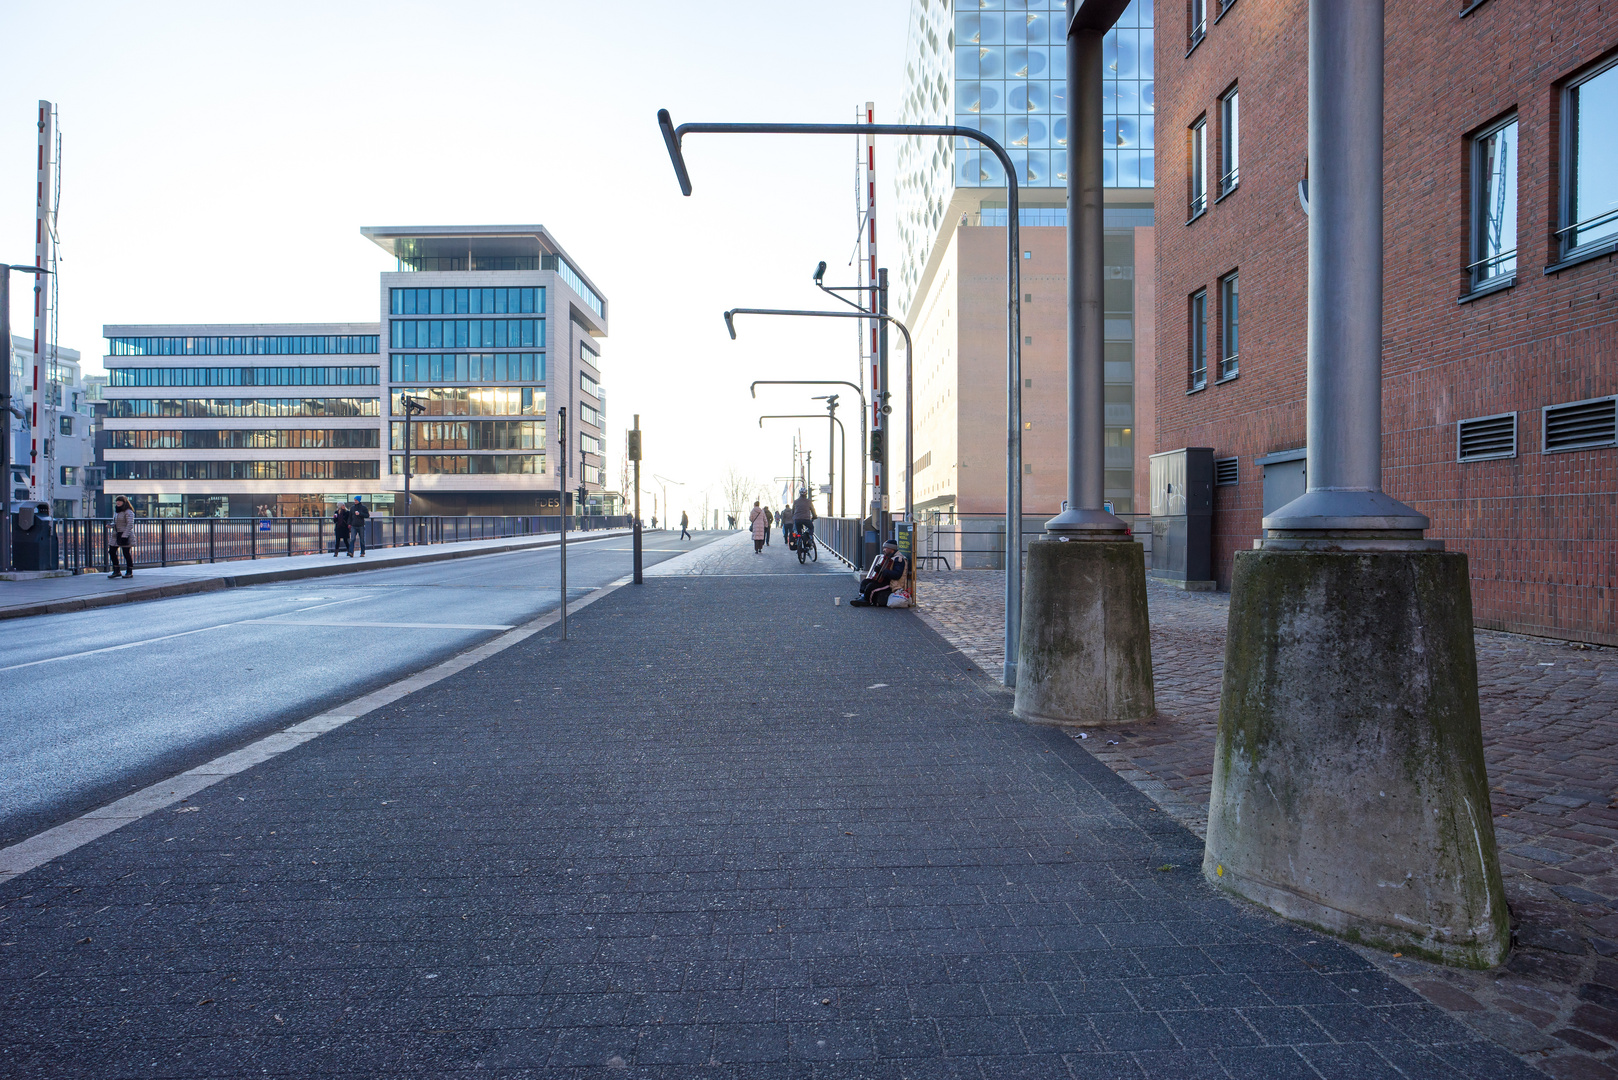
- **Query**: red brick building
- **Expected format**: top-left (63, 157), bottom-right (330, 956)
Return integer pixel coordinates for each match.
top-left (1153, 0), bottom-right (1618, 644)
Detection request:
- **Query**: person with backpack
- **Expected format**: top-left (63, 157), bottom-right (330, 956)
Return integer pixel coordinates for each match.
top-left (348, 496), bottom-right (370, 557)
top-left (332, 503), bottom-right (353, 557)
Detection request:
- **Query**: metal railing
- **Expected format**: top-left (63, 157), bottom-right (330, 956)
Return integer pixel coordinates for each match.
top-left (916, 510), bottom-right (1151, 572)
top-left (46, 514), bottom-right (632, 573)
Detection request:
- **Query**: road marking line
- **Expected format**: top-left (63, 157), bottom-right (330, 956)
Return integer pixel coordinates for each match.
top-left (247, 620), bottom-right (516, 631)
top-left (0, 598), bottom-right (355, 672)
top-left (0, 584), bottom-right (624, 886)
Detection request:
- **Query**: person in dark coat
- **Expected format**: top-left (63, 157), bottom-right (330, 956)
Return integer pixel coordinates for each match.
top-left (108, 496), bottom-right (135, 578)
top-left (348, 496), bottom-right (370, 557)
top-left (852, 540), bottom-right (908, 607)
top-left (332, 504), bottom-right (353, 557)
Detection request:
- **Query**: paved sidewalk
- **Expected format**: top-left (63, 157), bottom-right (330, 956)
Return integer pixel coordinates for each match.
top-left (0, 535), bottom-right (1536, 1078)
top-left (0, 528), bottom-right (631, 621)
top-left (920, 568), bottom-right (1618, 1079)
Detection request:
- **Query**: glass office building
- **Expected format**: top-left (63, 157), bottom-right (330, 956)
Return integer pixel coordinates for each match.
top-left (896, 0), bottom-right (1156, 528)
top-left (101, 225), bottom-right (611, 518)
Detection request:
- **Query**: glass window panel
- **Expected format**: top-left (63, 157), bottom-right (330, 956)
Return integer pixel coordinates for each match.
top-left (1119, 149), bottom-right (1141, 186)
top-left (1104, 149), bottom-right (1118, 186)
top-left (1005, 10), bottom-right (1028, 44)
top-left (469, 288), bottom-right (481, 314)
top-left (521, 288), bottom-right (534, 314)
top-left (429, 355), bottom-right (443, 381)
top-left (1007, 48), bottom-right (1030, 78)
top-left (403, 290), bottom-right (416, 315)
top-left (1141, 116), bottom-right (1156, 150)
top-left (956, 11), bottom-right (981, 45)
top-left (495, 288), bottom-right (508, 314)
top-left (429, 322), bottom-right (442, 348)
top-left (456, 354), bottom-right (468, 381)
top-left (1116, 81), bottom-right (1139, 116)
top-left (482, 288), bottom-right (495, 313)
top-left (1571, 64), bottom-right (1618, 250)
top-left (1116, 30), bottom-right (1139, 79)
top-left (430, 289), bottom-right (443, 314)
top-left (1025, 11), bottom-right (1050, 44)
top-left (979, 12), bottom-right (1003, 44)
top-left (979, 46), bottom-right (1005, 80)
top-left (522, 355), bottom-right (535, 380)
top-left (496, 355), bottom-right (508, 381)
top-left (1140, 29), bottom-right (1154, 79)
top-left (404, 356), bottom-right (417, 381)
top-left (1104, 29), bottom-right (1117, 76)
top-left (957, 45), bottom-right (981, 79)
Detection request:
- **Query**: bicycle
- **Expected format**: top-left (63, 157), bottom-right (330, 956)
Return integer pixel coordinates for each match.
top-left (791, 522), bottom-right (818, 564)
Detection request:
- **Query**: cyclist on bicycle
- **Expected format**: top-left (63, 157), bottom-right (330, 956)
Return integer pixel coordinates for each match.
top-left (791, 488), bottom-right (817, 549)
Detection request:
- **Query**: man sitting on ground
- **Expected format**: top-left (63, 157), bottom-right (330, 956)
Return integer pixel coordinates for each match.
top-left (852, 539), bottom-right (909, 607)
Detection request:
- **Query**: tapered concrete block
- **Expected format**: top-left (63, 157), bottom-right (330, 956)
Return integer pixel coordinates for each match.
top-left (1204, 549), bottom-right (1509, 967)
top-left (1014, 539), bottom-right (1154, 726)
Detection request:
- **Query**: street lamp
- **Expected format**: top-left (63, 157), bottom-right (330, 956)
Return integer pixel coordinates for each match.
top-left (397, 393), bottom-right (427, 522)
top-left (725, 307), bottom-right (914, 537)
top-left (658, 109), bottom-right (1027, 684)
top-left (1, 263), bottom-right (54, 572)
top-left (758, 414), bottom-right (845, 520)
top-left (810, 394), bottom-right (842, 517)
top-left (652, 473), bottom-right (683, 532)
top-left (750, 380), bottom-right (865, 521)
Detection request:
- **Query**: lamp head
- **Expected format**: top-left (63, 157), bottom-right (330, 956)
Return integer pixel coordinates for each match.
top-left (723, 310), bottom-right (736, 340)
top-left (813, 261), bottom-right (827, 285)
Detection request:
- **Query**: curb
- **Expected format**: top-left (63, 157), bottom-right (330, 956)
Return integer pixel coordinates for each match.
top-left (0, 530), bottom-right (630, 622)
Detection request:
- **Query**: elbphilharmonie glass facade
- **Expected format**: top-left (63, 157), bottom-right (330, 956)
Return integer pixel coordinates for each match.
top-left (898, 0), bottom-right (1155, 310)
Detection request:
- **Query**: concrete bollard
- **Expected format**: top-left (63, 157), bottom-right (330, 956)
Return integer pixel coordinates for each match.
top-left (1013, 539), bottom-right (1154, 725)
top-left (1203, 548), bottom-right (1509, 967)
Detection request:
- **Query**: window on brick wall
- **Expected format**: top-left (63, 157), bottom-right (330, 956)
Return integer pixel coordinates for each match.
top-left (1189, 289), bottom-right (1209, 390)
top-left (1468, 114), bottom-right (1518, 291)
top-left (1219, 272), bottom-right (1239, 379)
top-left (1559, 58), bottom-right (1618, 262)
top-left (1189, 117), bottom-right (1208, 219)
top-left (1189, 0), bottom-right (1207, 50)
top-left (1219, 87), bottom-right (1240, 195)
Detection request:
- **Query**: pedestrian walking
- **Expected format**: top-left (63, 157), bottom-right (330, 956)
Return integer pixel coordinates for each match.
top-left (680, 511), bottom-right (691, 541)
top-left (749, 500), bottom-right (768, 553)
top-left (332, 504), bottom-right (353, 557)
top-left (348, 496), bottom-right (370, 557)
top-left (762, 505), bottom-right (773, 546)
top-left (107, 496), bottom-right (135, 579)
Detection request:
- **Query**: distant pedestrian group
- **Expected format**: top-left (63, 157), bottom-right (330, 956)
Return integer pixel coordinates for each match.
top-left (332, 497), bottom-right (370, 558)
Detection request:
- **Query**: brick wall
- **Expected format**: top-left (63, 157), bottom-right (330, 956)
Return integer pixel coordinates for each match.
top-left (1154, 0), bottom-right (1618, 644)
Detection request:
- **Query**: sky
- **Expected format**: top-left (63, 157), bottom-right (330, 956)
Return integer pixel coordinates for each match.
top-left (0, 0), bottom-right (910, 520)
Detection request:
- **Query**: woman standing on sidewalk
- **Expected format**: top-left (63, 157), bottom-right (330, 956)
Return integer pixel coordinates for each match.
top-left (749, 500), bottom-right (768, 553)
top-left (332, 503), bottom-right (353, 557)
top-left (107, 496), bottom-right (135, 579)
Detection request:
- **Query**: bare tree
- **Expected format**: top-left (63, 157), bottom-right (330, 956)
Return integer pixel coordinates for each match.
top-left (720, 466), bottom-right (758, 528)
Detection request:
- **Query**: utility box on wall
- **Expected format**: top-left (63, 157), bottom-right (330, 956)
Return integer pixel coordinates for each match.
top-left (1149, 448), bottom-right (1215, 590)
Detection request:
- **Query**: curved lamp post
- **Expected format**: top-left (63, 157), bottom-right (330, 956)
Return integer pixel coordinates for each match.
top-left (659, 107), bottom-right (1025, 684)
top-left (751, 380), bottom-right (866, 523)
top-left (759, 414), bottom-right (845, 517)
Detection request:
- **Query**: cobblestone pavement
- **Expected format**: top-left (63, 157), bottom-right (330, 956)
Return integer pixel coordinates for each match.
top-left (917, 567), bottom-right (1618, 1079)
top-left (0, 559), bottom-right (1534, 1077)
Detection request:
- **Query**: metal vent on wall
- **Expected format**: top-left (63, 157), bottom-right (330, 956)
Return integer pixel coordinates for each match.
top-left (1457, 412), bottom-right (1517, 462)
top-left (1214, 456), bottom-right (1239, 485)
top-left (1544, 396), bottom-right (1618, 453)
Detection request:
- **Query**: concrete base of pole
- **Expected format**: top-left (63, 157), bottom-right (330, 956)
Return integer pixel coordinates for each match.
top-left (1013, 539), bottom-right (1154, 725)
top-left (1203, 548), bottom-right (1509, 968)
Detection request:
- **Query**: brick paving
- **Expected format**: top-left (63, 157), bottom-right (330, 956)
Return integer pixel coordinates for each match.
top-left (918, 566), bottom-right (1618, 1079)
top-left (0, 534), bottom-right (1534, 1078)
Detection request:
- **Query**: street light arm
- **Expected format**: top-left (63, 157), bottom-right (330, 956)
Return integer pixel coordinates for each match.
top-left (723, 310), bottom-right (737, 340)
top-left (727, 308), bottom-right (912, 371)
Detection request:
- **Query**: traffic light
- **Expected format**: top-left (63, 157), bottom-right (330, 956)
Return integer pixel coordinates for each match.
top-left (869, 429), bottom-right (884, 461)
top-left (627, 429), bottom-right (641, 461)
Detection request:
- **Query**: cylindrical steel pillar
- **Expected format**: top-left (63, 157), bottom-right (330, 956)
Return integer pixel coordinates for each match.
top-left (1046, 18), bottom-right (1125, 537)
top-left (1264, 0), bottom-right (1428, 543)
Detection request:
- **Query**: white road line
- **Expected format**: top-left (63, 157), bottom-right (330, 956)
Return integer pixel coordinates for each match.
top-left (0, 582), bottom-right (624, 885)
top-left (248, 620), bottom-right (515, 630)
top-left (0, 597), bottom-right (357, 673)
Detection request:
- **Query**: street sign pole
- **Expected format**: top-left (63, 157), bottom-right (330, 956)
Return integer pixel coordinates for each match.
top-left (557, 407), bottom-right (568, 640)
top-left (630, 414), bottom-right (643, 584)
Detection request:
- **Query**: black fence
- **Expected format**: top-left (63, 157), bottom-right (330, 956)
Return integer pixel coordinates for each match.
top-left (47, 515), bottom-right (632, 573)
top-left (915, 511), bottom-right (1151, 571)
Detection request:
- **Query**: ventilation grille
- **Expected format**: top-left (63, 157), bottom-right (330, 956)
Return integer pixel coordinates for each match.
top-left (1457, 412), bottom-right (1517, 462)
top-left (1544, 397), bottom-right (1617, 453)
top-left (1214, 456), bottom-right (1240, 486)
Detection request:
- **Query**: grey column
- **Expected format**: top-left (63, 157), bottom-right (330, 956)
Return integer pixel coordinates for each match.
top-left (1265, 0), bottom-right (1427, 541)
top-left (1046, 10), bottom-right (1125, 536)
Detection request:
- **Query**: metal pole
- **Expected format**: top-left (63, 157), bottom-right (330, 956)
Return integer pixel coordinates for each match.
top-left (826, 399), bottom-right (836, 518)
top-left (558, 406), bottom-right (568, 639)
top-left (1044, 15), bottom-right (1128, 539)
top-left (877, 269), bottom-right (890, 541)
top-left (1263, 0), bottom-right (1426, 541)
top-left (0, 269), bottom-right (10, 573)
top-left (631, 413), bottom-right (643, 584)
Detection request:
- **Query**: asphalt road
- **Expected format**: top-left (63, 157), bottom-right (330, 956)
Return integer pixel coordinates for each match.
top-left (0, 530), bottom-right (728, 847)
